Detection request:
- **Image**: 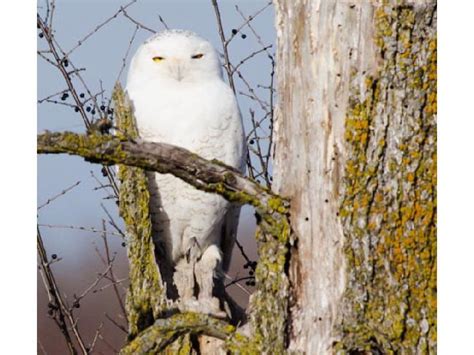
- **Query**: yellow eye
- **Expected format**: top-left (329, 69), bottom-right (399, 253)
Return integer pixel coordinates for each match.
top-left (152, 56), bottom-right (165, 62)
top-left (191, 53), bottom-right (204, 59)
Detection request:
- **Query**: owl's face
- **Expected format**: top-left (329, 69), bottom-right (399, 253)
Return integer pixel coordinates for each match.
top-left (128, 30), bottom-right (222, 84)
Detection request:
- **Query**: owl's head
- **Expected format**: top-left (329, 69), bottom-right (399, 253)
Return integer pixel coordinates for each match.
top-left (127, 30), bottom-right (222, 84)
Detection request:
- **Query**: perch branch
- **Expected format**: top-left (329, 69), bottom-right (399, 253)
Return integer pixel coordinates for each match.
top-left (36, 132), bottom-right (288, 217)
top-left (120, 312), bottom-right (255, 354)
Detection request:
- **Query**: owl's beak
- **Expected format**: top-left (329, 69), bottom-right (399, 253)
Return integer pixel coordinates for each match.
top-left (169, 57), bottom-right (184, 81)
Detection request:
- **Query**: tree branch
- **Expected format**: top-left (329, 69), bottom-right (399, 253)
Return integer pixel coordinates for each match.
top-left (120, 312), bottom-right (255, 354)
top-left (36, 132), bottom-right (288, 217)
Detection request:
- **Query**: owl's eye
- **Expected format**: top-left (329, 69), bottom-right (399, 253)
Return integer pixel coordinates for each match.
top-left (191, 53), bottom-right (204, 59)
top-left (152, 56), bottom-right (165, 62)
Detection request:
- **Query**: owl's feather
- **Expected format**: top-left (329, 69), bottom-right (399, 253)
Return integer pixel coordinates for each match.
top-left (126, 30), bottom-right (245, 315)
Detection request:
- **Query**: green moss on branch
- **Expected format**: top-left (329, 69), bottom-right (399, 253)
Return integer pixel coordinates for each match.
top-left (114, 84), bottom-right (166, 339)
top-left (120, 312), bottom-right (255, 355)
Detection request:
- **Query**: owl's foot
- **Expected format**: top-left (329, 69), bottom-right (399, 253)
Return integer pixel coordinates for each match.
top-left (198, 296), bottom-right (227, 319)
top-left (177, 296), bottom-right (226, 318)
top-left (194, 245), bottom-right (226, 318)
top-left (174, 258), bottom-right (195, 301)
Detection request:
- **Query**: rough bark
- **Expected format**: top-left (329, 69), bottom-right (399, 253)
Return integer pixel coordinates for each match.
top-left (339, 3), bottom-right (437, 353)
top-left (113, 84), bottom-right (167, 340)
top-left (273, 0), bottom-right (436, 353)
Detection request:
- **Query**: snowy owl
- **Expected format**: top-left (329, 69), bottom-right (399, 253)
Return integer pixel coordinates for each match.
top-left (126, 30), bottom-right (245, 316)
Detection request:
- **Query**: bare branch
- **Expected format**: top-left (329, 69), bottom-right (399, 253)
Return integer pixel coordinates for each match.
top-left (65, 0), bottom-right (139, 57)
top-left (122, 8), bottom-right (156, 34)
top-left (38, 223), bottom-right (124, 238)
top-left (211, 0), bottom-right (236, 93)
top-left (101, 220), bottom-right (128, 321)
top-left (38, 180), bottom-right (81, 210)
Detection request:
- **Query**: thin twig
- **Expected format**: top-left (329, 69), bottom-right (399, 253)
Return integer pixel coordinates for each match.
top-left (122, 8), bottom-right (156, 34)
top-left (110, 24), bottom-right (140, 109)
top-left (211, 0), bottom-right (236, 93)
top-left (73, 262), bottom-right (114, 306)
top-left (101, 220), bottom-right (128, 322)
top-left (38, 224), bottom-right (124, 238)
top-left (65, 0), bottom-right (139, 56)
top-left (88, 322), bottom-right (104, 353)
top-left (38, 181), bottom-right (81, 210)
top-left (105, 313), bottom-right (128, 334)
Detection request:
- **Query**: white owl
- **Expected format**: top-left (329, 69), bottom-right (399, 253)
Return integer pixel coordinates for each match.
top-left (126, 30), bottom-right (245, 316)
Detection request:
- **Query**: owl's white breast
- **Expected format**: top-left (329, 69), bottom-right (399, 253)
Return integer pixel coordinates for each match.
top-left (126, 78), bottom-right (244, 169)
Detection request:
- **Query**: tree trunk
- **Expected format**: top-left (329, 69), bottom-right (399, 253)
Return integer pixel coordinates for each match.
top-left (273, 0), bottom-right (436, 353)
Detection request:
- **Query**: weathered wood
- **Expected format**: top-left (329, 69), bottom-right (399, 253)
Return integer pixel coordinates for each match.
top-left (273, 1), bottom-right (377, 352)
top-left (273, 0), bottom-right (436, 353)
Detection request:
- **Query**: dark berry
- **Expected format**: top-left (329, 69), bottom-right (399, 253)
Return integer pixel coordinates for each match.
top-left (74, 106), bottom-right (79, 112)
top-left (79, 93), bottom-right (85, 98)
top-left (249, 139), bottom-right (255, 145)
top-left (51, 254), bottom-right (57, 260)
top-left (241, 34), bottom-right (247, 39)
top-left (101, 167), bottom-right (107, 177)
top-left (39, 33), bottom-right (44, 38)
top-left (91, 110), bottom-right (96, 114)
top-left (73, 302), bottom-right (80, 308)
top-left (121, 242), bottom-right (126, 247)
top-left (231, 29), bottom-right (238, 35)
top-left (100, 105), bottom-right (106, 111)
top-left (249, 270), bottom-right (254, 276)
top-left (64, 59), bottom-right (69, 67)
top-left (86, 106), bottom-right (91, 112)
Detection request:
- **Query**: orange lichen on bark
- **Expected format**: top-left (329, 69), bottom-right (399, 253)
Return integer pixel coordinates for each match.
top-left (337, 2), bottom-right (437, 354)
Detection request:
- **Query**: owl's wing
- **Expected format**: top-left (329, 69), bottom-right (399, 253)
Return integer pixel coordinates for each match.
top-left (220, 203), bottom-right (241, 272)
